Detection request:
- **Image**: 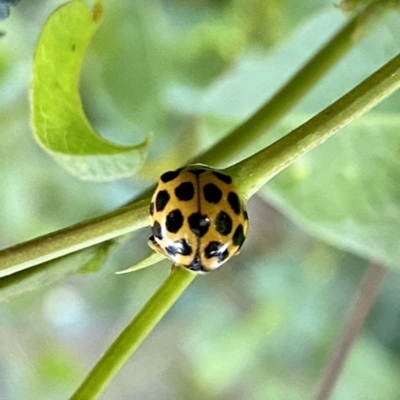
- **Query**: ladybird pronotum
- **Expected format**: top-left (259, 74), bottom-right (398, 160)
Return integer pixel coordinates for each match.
top-left (148, 165), bottom-right (249, 273)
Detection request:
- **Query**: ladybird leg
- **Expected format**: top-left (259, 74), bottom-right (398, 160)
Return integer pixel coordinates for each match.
top-left (148, 235), bottom-right (157, 247)
top-left (148, 235), bottom-right (167, 257)
top-left (169, 263), bottom-right (178, 274)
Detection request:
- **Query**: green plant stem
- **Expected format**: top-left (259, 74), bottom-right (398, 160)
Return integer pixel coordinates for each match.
top-left (0, 244), bottom-right (111, 303)
top-left (228, 53), bottom-right (400, 199)
top-left (197, 0), bottom-right (393, 167)
top-left (1, 52), bottom-right (399, 278)
top-left (0, 199), bottom-right (149, 278)
top-left (70, 266), bottom-right (196, 400)
top-left (0, 3), bottom-right (396, 280)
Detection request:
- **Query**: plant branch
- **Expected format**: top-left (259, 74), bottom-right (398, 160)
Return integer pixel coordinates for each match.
top-left (70, 266), bottom-right (196, 400)
top-left (1, 53), bottom-right (399, 279)
top-left (0, 199), bottom-right (149, 278)
top-left (0, 3), bottom-right (397, 280)
top-left (0, 243), bottom-right (112, 303)
top-left (197, 0), bottom-right (394, 167)
top-left (228, 53), bottom-right (400, 199)
top-left (312, 263), bottom-right (387, 400)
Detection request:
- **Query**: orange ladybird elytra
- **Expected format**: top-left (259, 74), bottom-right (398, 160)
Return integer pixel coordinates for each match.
top-left (148, 165), bottom-right (249, 273)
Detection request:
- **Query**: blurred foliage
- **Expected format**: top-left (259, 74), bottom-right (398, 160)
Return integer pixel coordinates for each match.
top-left (0, 0), bottom-right (20, 23)
top-left (0, 0), bottom-right (399, 399)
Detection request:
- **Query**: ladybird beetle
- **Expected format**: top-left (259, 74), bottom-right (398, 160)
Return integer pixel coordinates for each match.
top-left (148, 165), bottom-right (249, 273)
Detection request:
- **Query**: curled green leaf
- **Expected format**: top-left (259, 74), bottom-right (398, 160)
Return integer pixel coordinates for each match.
top-left (31, 0), bottom-right (149, 181)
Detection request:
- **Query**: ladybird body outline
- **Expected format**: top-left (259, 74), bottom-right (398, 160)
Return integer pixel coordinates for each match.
top-left (149, 165), bottom-right (248, 273)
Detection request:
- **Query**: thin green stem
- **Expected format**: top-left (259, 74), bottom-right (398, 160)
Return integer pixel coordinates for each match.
top-left (228, 53), bottom-right (400, 199)
top-left (196, 0), bottom-right (393, 167)
top-left (0, 199), bottom-right (149, 278)
top-left (0, 243), bottom-right (111, 303)
top-left (70, 266), bottom-right (196, 400)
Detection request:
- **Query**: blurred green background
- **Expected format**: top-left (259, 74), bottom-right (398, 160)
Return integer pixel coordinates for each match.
top-left (0, 0), bottom-right (399, 399)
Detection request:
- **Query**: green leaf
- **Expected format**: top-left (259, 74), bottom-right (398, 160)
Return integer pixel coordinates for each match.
top-left (264, 116), bottom-right (400, 269)
top-left (31, 0), bottom-right (149, 181)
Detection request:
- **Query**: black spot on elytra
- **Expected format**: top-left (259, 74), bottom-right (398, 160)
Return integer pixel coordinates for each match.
top-left (243, 208), bottom-right (249, 220)
top-left (173, 239), bottom-right (192, 256)
top-left (233, 224), bottom-right (245, 248)
top-left (228, 192), bottom-right (241, 215)
top-left (160, 168), bottom-right (183, 183)
top-left (175, 182), bottom-right (195, 201)
top-left (204, 241), bottom-right (222, 258)
top-left (155, 190), bottom-right (170, 212)
top-left (203, 183), bottom-right (222, 203)
top-left (188, 213), bottom-right (210, 237)
top-left (166, 209), bottom-right (183, 233)
top-left (204, 241), bottom-right (229, 263)
top-left (149, 202), bottom-right (154, 216)
top-left (212, 171), bottom-right (232, 184)
top-left (152, 221), bottom-right (163, 239)
top-left (215, 211), bottom-right (232, 235)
